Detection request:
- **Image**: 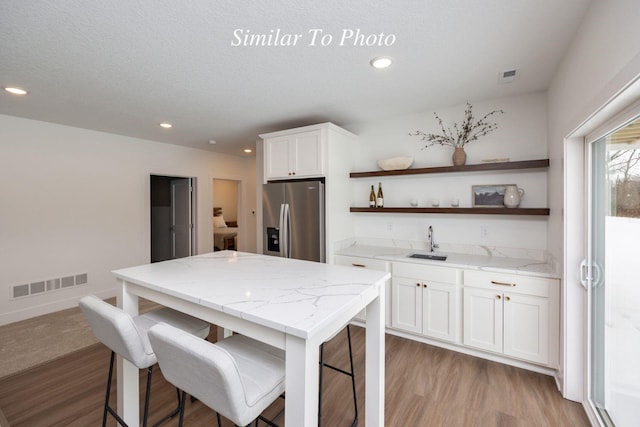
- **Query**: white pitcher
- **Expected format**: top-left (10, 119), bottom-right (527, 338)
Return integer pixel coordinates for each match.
top-left (503, 185), bottom-right (525, 208)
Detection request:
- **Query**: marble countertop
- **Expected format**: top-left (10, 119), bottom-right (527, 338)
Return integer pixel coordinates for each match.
top-left (335, 244), bottom-right (559, 279)
top-left (113, 251), bottom-right (390, 339)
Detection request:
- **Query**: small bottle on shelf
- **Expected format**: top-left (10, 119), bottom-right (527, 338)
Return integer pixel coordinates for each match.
top-left (376, 182), bottom-right (384, 208)
top-left (369, 185), bottom-right (376, 208)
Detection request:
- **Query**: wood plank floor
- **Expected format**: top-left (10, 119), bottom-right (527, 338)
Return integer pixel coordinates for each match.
top-left (0, 326), bottom-right (590, 426)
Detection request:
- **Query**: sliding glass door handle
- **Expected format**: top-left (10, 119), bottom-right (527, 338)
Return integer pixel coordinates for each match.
top-left (580, 259), bottom-right (603, 290)
top-left (579, 259), bottom-right (588, 290)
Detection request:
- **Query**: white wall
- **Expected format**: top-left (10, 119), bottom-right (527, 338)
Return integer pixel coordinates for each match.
top-left (547, 0), bottom-right (640, 403)
top-left (0, 114), bottom-right (256, 324)
top-left (346, 92), bottom-right (549, 251)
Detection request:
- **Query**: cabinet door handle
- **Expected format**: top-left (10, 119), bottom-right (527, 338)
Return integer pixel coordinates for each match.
top-left (351, 263), bottom-right (366, 268)
top-left (491, 280), bottom-right (516, 287)
top-left (505, 296), bottom-right (511, 301)
top-left (496, 295), bottom-right (502, 300)
top-left (416, 283), bottom-right (421, 287)
top-left (423, 283), bottom-right (428, 288)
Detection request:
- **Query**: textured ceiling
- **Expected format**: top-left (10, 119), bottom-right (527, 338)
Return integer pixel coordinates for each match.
top-left (0, 0), bottom-right (591, 156)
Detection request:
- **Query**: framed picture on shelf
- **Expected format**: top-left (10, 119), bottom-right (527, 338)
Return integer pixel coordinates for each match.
top-left (472, 184), bottom-right (510, 207)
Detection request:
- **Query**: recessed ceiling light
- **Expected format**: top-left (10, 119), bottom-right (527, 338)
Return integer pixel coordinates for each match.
top-left (159, 123), bottom-right (173, 129)
top-left (370, 56), bottom-right (392, 69)
top-left (243, 149), bottom-right (252, 153)
top-left (4, 87), bottom-right (28, 95)
top-left (209, 140), bottom-right (217, 145)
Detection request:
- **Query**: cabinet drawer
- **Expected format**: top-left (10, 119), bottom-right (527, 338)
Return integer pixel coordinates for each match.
top-left (334, 255), bottom-right (389, 272)
top-left (463, 270), bottom-right (554, 298)
top-left (392, 262), bottom-right (459, 284)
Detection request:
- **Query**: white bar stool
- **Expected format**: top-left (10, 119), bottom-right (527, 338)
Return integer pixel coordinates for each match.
top-left (148, 322), bottom-right (285, 427)
top-left (79, 295), bottom-right (210, 427)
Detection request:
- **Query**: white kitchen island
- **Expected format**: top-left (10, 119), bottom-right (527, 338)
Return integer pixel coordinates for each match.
top-left (112, 250), bottom-right (389, 427)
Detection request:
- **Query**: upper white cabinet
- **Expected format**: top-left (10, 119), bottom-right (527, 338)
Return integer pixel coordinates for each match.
top-left (262, 129), bottom-right (323, 181)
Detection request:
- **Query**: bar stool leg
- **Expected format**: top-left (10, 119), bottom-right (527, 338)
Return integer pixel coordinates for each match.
top-left (318, 325), bottom-right (358, 427)
top-left (346, 325), bottom-right (358, 427)
top-left (102, 351), bottom-right (129, 427)
top-left (142, 366), bottom-right (153, 427)
top-left (178, 391), bottom-right (187, 427)
top-left (102, 351), bottom-right (115, 427)
top-left (318, 341), bottom-right (326, 426)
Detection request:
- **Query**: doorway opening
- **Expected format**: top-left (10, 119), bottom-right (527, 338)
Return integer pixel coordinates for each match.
top-left (212, 179), bottom-right (239, 251)
top-left (150, 175), bottom-right (196, 262)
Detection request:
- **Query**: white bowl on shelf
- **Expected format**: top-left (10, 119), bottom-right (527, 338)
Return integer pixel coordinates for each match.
top-left (376, 156), bottom-right (414, 171)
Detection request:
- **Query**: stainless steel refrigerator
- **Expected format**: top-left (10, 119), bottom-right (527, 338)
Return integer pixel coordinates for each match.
top-left (262, 179), bottom-right (325, 262)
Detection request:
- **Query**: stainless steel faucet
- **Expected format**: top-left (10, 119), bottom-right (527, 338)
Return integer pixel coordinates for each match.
top-left (428, 226), bottom-right (439, 253)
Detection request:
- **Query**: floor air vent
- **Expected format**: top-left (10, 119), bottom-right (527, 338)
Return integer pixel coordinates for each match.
top-left (12, 273), bottom-right (88, 299)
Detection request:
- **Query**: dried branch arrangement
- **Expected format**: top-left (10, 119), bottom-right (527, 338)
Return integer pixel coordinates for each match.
top-left (410, 103), bottom-right (504, 149)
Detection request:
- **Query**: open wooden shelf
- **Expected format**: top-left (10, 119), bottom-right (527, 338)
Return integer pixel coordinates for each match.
top-left (349, 159), bottom-right (549, 178)
top-left (350, 207), bottom-right (550, 216)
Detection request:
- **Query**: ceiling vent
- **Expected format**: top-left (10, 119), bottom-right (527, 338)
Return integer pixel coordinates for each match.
top-left (499, 69), bottom-right (517, 84)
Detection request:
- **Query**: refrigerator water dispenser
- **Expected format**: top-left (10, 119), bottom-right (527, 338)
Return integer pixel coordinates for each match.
top-left (266, 227), bottom-right (280, 252)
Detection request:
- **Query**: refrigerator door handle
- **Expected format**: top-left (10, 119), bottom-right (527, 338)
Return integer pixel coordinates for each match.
top-left (278, 203), bottom-right (286, 257)
top-left (282, 203), bottom-right (291, 258)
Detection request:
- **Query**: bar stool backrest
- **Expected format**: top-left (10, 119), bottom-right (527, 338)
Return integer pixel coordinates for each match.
top-left (79, 295), bottom-right (156, 369)
top-left (149, 323), bottom-right (285, 426)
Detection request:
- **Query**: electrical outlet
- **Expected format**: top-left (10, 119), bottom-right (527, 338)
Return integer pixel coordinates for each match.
top-left (480, 227), bottom-right (488, 238)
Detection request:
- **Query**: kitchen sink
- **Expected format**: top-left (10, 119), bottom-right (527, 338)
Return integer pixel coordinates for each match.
top-left (408, 253), bottom-right (448, 261)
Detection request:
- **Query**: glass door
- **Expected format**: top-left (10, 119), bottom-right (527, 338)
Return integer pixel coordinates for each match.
top-left (588, 116), bottom-right (640, 426)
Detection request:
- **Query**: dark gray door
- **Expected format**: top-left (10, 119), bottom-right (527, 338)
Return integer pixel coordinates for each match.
top-left (171, 178), bottom-right (192, 259)
top-left (151, 175), bottom-right (195, 263)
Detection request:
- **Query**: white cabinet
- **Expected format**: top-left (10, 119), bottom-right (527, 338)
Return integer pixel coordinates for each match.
top-left (391, 262), bottom-right (460, 343)
top-left (463, 270), bottom-right (556, 365)
top-left (263, 130), bottom-right (323, 180)
top-left (423, 280), bottom-right (460, 342)
top-left (391, 276), bottom-right (422, 333)
top-left (333, 252), bottom-right (559, 370)
top-left (504, 292), bottom-right (549, 362)
top-left (333, 255), bottom-right (391, 326)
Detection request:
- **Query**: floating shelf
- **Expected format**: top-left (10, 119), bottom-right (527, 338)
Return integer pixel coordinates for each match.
top-left (350, 207), bottom-right (550, 216)
top-left (349, 159), bottom-right (549, 178)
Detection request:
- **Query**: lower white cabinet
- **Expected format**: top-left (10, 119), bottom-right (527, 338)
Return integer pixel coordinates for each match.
top-left (333, 255), bottom-right (391, 327)
top-left (463, 270), bottom-right (555, 365)
top-left (335, 254), bottom-right (559, 369)
top-left (391, 263), bottom-right (460, 343)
